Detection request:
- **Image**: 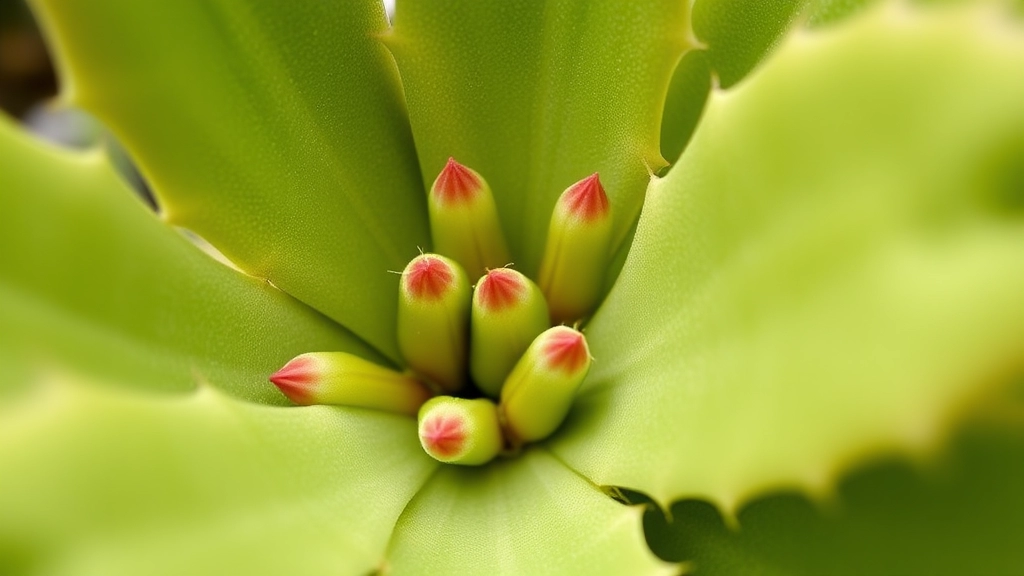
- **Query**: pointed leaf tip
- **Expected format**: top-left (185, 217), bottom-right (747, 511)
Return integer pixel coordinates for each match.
top-left (432, 157), bottom-right (482, 204)
top-left (269, 355), bottom-right (319, 404)
top-left (539, 174), bottom-right (615, 323)
top-left (418, 396), bottom-right (503, 465)
top-left (269, 352), bottom-right (431, 415)
top-left (420, 413), bottom-right (467, 458)
top-left (403, 254), bottom-right (457, 301)
top-left (398, 254), bottom-right (471, 392)
top-left (541, 327), bottom-right (590, 374)
top-left (476, 268), bottom-right (528, 312)
top-left (561, 173), bottom-right (610, 222)
top-left (427, 159), bottom-right (510, 276)
top-left (471, 268), bottom-right (551, 396)
top-left (500, 326), bottom-right (593, 444)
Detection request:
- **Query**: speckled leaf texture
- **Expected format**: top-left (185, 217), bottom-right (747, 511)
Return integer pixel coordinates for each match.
top-left (387, 0), bottom-right (691, 275)
top-left (553, 4), bottom-right (1024, 516)
top-left (2, 0), bottom-right (1024, 575)
top-left (643, 392), bottom-right (1024, 575)
top-left (0, 117), bottom-right (375, 404)
top-left (0, 384), bottom-right (436, 576)
top-left (30, 0), bottom-right (431, 361)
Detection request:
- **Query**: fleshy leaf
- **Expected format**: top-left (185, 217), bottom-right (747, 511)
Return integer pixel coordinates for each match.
top-left (387, 1), bottom-right (691, 274)
top-left (692, 0), bottom-right (807, 87)
top-left (552, 6), bottom-right (1024, 511)
top-left (384, 449), bottom-right (675, 576)
top-left (659, 50), bottom-right (712, 164)
top-left (643, 407), bottom-right (1024, 575)
top-left (0, 381), bottom-right (436, 576)
top-left (30, 0), bottom-right (429, 360)
top-left (806, 0), bottom-right (878, 27)
top-left (0, 117), bottom-right (375, 404)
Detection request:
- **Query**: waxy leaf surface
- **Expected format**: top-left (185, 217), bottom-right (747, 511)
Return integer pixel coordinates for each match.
top-left (553, 7), bottom-right (1024, 510)
top-left (31, 0), bottom-right (430, 360)
top-left (0, 383), bottom-right (436, 576)
top-left (692, 0), bottom-right (807, 87)
top-left (388, 0), bottom-right (691, 274)
top-left (385, 449), bottom-right (674, 576)
top-left (0, 118), bottom-right (373, 404)
top-left (644, 405), bottom-right (1024, 575)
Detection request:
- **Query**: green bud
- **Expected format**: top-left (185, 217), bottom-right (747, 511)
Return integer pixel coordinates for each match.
top-left (428, 158), bottom-right (511, 277)
top-left (500, 326), bottom-right (592, 445)
top-left (418, 396), bottom-right (504, 466)
top-left (470, 268), bottom-right (550, 397)
top-left (269, 352), bottom-right (431, 416)
top-left (397, 253), bottom-right (471, 393)
top-left (537, 173), bottom-right (614, 323)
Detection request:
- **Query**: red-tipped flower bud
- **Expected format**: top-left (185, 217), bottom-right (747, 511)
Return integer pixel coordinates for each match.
top-left (418, 396), bottom-right (504, 466)
top-left (428, 158), bottom-right (511, 276)
top-left (470, 268), bottom-right (549, 397)
top-left (500, 326), bottom-right (592, 445)
top-left (269, 352), bottom-right (432, 416)
top-left (397, 253), bottom-right (471, 392)
top-left (537, 173), bottom-right (614, 323)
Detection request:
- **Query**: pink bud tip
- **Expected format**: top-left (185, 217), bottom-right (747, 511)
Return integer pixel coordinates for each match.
top-left (477, 268), bottom-right (526, 312)
top-left (542, 329), bottom-right (589, 374)
top-left (404, 255), bottom-right (455, 301)
top-left (420, 414), bottom-right (467, 458)
top-left (433, 157), bottom-right (481, 204)
top-left (561, 173), bottom-right (610, 221)
top-left (269, 356), bottom-right (317, 404)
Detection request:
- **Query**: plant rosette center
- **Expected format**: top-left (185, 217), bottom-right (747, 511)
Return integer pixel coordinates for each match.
top-left (270, 158), bottom-right (611, 465)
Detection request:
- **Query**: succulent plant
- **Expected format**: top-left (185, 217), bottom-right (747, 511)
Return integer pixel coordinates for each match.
top-left (2, 0), bottom-right (1023, 574)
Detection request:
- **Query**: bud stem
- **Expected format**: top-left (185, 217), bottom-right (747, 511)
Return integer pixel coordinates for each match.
top-left (418, 396), bottom-right (504, 465)
top-left (269, 352), bottom-right (431, 416)
top-left (500, 326), bottom-right (592, 445)
top-left (538, 173), bottom-right (613, 323)
top-left (429, 158), bottom-right (511, 276)
top-left (470, 268), bottom-right (550, 397)
top-left (397, 253), bottom-right (471, 392)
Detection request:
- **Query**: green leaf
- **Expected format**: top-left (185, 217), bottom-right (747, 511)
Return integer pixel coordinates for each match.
top-left (659, 50), bottom-right (712, 165)
top-left (0, 381), bottom-right (436, 576)
top-left (692, 0), bottom-right (806, 88)
top-left (0, 117), bottom-right (376, 404)
top-left (643, 411), bottom-right (1024, 575)
top-left (30, 0), bottom-right (430, 360)
top-left (384, 449), bottom-right (674, 576)
top-left (552, 6), bottom-right (1024, 511)
top-left (805, 0), bottom-right (877, 27)
top-left (387, 0), bottom-right (691, 275)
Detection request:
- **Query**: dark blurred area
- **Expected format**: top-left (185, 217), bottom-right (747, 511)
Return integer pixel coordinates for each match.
top-left (0, 0), bottom-right (155, 206)
top-left (0, 0), bottom-right (56, 118)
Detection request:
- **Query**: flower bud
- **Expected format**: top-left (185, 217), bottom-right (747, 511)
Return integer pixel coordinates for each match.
top-left (470, 268), bottom-right (550, 397)
top-left (418, 396), bottom-right (503, 466)
top-left (499, 326), bottom-right (592, 445)
top-left (428, 157), bottom-right (511, 277)
top-left (269, 352), bottom-right (431, 416)
top-left (397, 253), bottom-right (471, 392)
top-left (537, 173), bottom-right (613, 323)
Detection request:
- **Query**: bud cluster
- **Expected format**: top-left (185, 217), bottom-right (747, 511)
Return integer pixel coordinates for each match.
top-left (269, 158), bottom-right (615, 466)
